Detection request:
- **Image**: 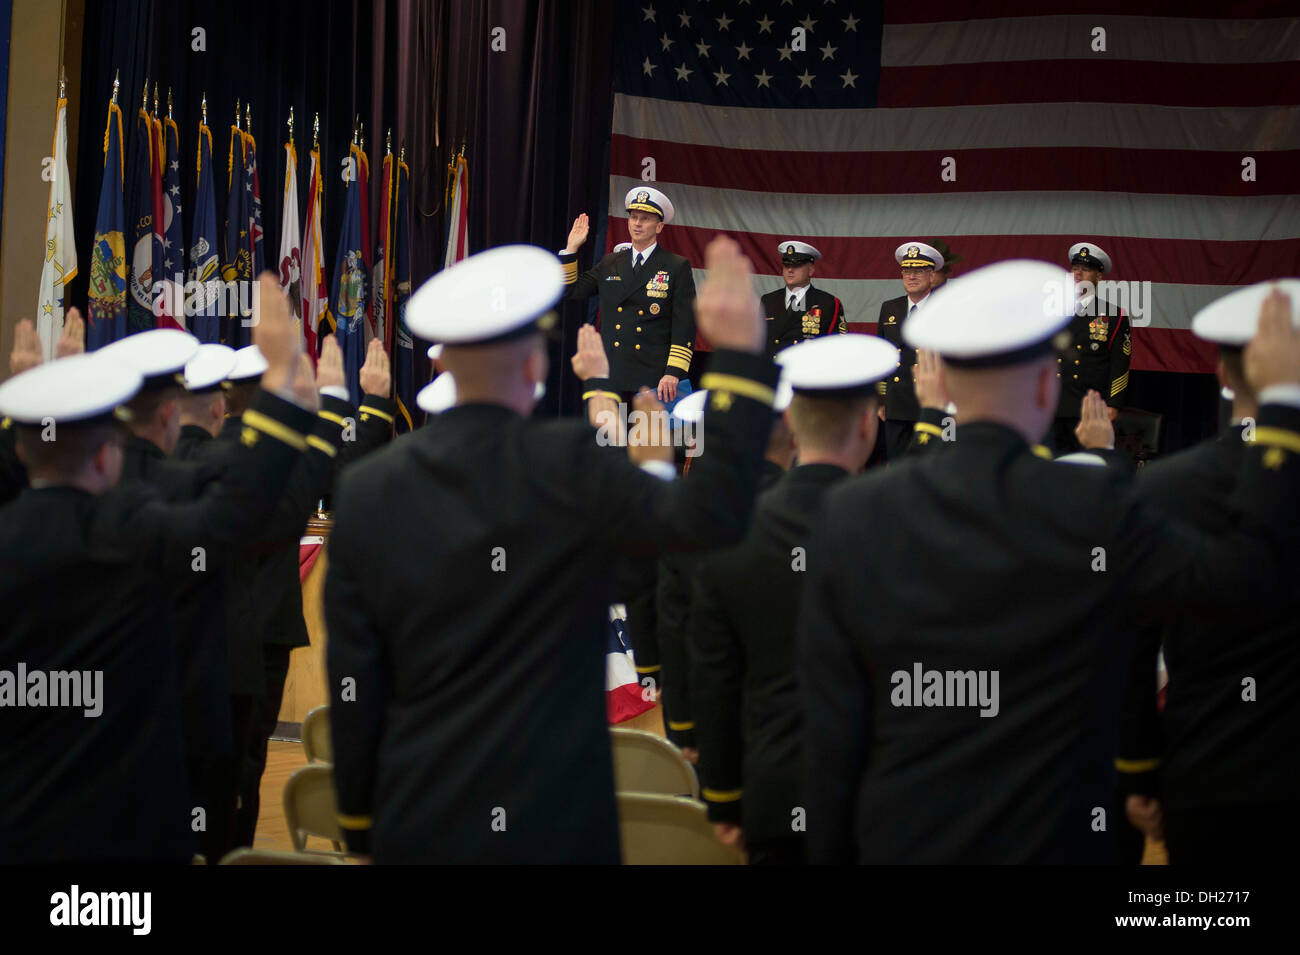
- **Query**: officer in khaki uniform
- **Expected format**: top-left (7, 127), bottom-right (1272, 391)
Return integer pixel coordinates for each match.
top-left (559, 187), bottom-right (696, 401)
top-left (759, 241), bottom-right (846, 358)
top-left (1053, 242), bottom-right (1131, 451)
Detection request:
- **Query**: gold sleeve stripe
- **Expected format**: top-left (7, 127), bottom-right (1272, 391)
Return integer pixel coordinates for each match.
top-left (562, 262), bottom-right (578, 284)
top-left (1031, 444), bottom-right (1054, 460)
top-left (360, 403), bottom-right (395, 424)
top-left (1115, 757), bottom-right (1160, 773)
top-left (318, 410), bottom-right (349, 427)
top-left (914, 422), bottom-right (942, 438)
top-left (667, 356), bottom-right (692, 372)
top-left (583, 389), bottom-right (620, 402)
top-left (876, 382), bottom-right (887, 397)
top-left (306, 435), bottom-right (338, 457)
top-left (243, 409), bottom-right (307, 451)
top-left (669, 344), bottom-right (694, 356)
top-left (1, 417), bottom-right (11, 429)
top-left (703, 788), bottom-right (743, 803)
top-left (635, 665), bottom-right (661, 674)
top-left (1110, 372), bottom-right (1129, 397)
top-left (1252, 426), bottom-right (1300, 454)
top-left (668, 720), bottom-right (695, 731)
top-left (336, 814), bottom-right (373, 830)
top-left (700, 373), bottom-right (776, 407)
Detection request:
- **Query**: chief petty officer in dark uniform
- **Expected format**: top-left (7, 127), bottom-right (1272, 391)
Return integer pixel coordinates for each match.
top-left (759, 241), bottom-right (846, 358)
top-left (560, 186), bottom-right (696, 402)
top-left (1053, 242), bottom-right (1131, 451)
top-left (690, 334), bottom-right (898, 865)
top-left (325, 239), bottom-right (780, 863)
top-left (1118, 280), bottom-right (1300, 865)
top-left (800, 260), bottom-right (1300, 864)
top-left (0, 274), bottom-right (317, 863)
top-left (874, 241), bottom-right (945, 459)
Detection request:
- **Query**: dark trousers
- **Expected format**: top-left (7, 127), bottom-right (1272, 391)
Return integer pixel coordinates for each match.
top-left (748, 835), bottom-right (806, 866)
top-left (1164, 800), bottom-right (1300, 865)
top-left (229, 693), bottom-right (259, 848)
top-left (190, 747), bottom-right (239, 864)
top-left (235, 645), bottom-right (293, 847)
top-left (884, 419), bottom-right (915, 459)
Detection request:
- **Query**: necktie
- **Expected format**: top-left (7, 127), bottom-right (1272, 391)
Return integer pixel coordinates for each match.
top-left (788, 292), bottom-right (798, 310)
top-left (634, 252), bottom-right (643, 270)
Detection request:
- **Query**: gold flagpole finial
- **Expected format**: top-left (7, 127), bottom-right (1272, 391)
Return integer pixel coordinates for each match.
top-left (235, 98), bottom-right (241, 130)
top-left (142, 80), bottom-right (149, 112)
top-left (59, 66), bottom-right (66, 100)
top-left (288, 106), bottom-right (294, 146)
top-left (359, 121), bottom-right (366, 152)
top-left (313, 112), bottom-right (320, 151)
top-left (112, 70), bottom-right (120, 105)
top-left (201, 92), bottom-right (207, 126)
top-left (167, 88), bottom-right (174, 121)
top-left (399, 143), bottom-right (406, 163)
top-left (153, 82), bottom-right (159, 115)
top-left (353, 114), bottom-right (359, 146)
top-left (245, 102), bottom-right (251, 131)
top-left (386, 129), bottom-right (392, 156)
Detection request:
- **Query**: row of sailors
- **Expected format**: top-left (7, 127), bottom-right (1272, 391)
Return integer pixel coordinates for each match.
top-left (2, 240), bottom-right (1296, 863)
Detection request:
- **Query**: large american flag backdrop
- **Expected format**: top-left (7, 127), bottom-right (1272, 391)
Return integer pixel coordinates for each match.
top-left (608, 2), bottom-right (1300, 374)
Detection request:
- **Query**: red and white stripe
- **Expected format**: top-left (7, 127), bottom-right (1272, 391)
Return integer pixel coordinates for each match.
top-left (445, 156), bottom-right (469, 268)
top-left (607, 7), bottom-right (1300, 373)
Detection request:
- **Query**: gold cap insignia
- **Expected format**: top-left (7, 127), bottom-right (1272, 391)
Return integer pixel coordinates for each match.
top-left (636, 190), bottom-right (649, 203)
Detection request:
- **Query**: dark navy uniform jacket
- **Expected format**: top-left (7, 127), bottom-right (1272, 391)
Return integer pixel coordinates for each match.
top-left (325, 350), bottom-right (778, 863)
top-left (1118, 424), bottom-right (1300, 808)
top-left (800, 405), bottom-right (1300, 864)
top-left (874, 294), bottom-right (922, 421)
top-left (121, 437), bottom-right (233, 782)
top-left (760, 286), bottom-right (846, 359)
top-left (0, 392), bottom-right (313, 862)
top-left (692, 462), bottom-right (849, 846)
top-left (1056, 296), bottom-right (1132, 416)
top-left (561, 245), bottom-right (696, 392)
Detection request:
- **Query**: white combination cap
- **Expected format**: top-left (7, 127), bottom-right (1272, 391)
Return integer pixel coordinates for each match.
top-left (228, 344), bottom-right (269, 382)
top-left (624, 186), bottom-right (674, 224)
top-left (407, 245), bottom-right (563, 345)
top-left (904, 259), bottom-right (1074, 367)
top-left (184, 344), bottom-right (238, 392)
top-left (0, 353), bottom-right (141, 425)
top-left (776, 334), bottom-right (900, 395)
top-left (1191, 279), bottom-right (1300, 347)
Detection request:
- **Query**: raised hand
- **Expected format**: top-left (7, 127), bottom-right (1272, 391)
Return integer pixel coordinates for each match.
top-left (8, 319), bottom-right (43, 375)
top-left (693, 235), bottom-right (763, 354)
top-left (627, 387), bottom-right (674, 467)
top-left (571, 323), bottom-right (609, 382)
top-left (251, 272), bottom-right (301, 393)
top-left (1074, 389), bottom-right (1115, 450)
top-left (317, 335), bottom-right (346, 392)
top-left (56, 308), bottom-right (86, 358)
top-left (359, 337), bottom-right (391, 397)
top-left (1244, 288), bottom-right (1300, 392)
top-left (291, 353), bottom-right (321, 412)
top-left (564, 214), bottom-right (590, 255)
top-left (912, 348), bottom-right (949, 411)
